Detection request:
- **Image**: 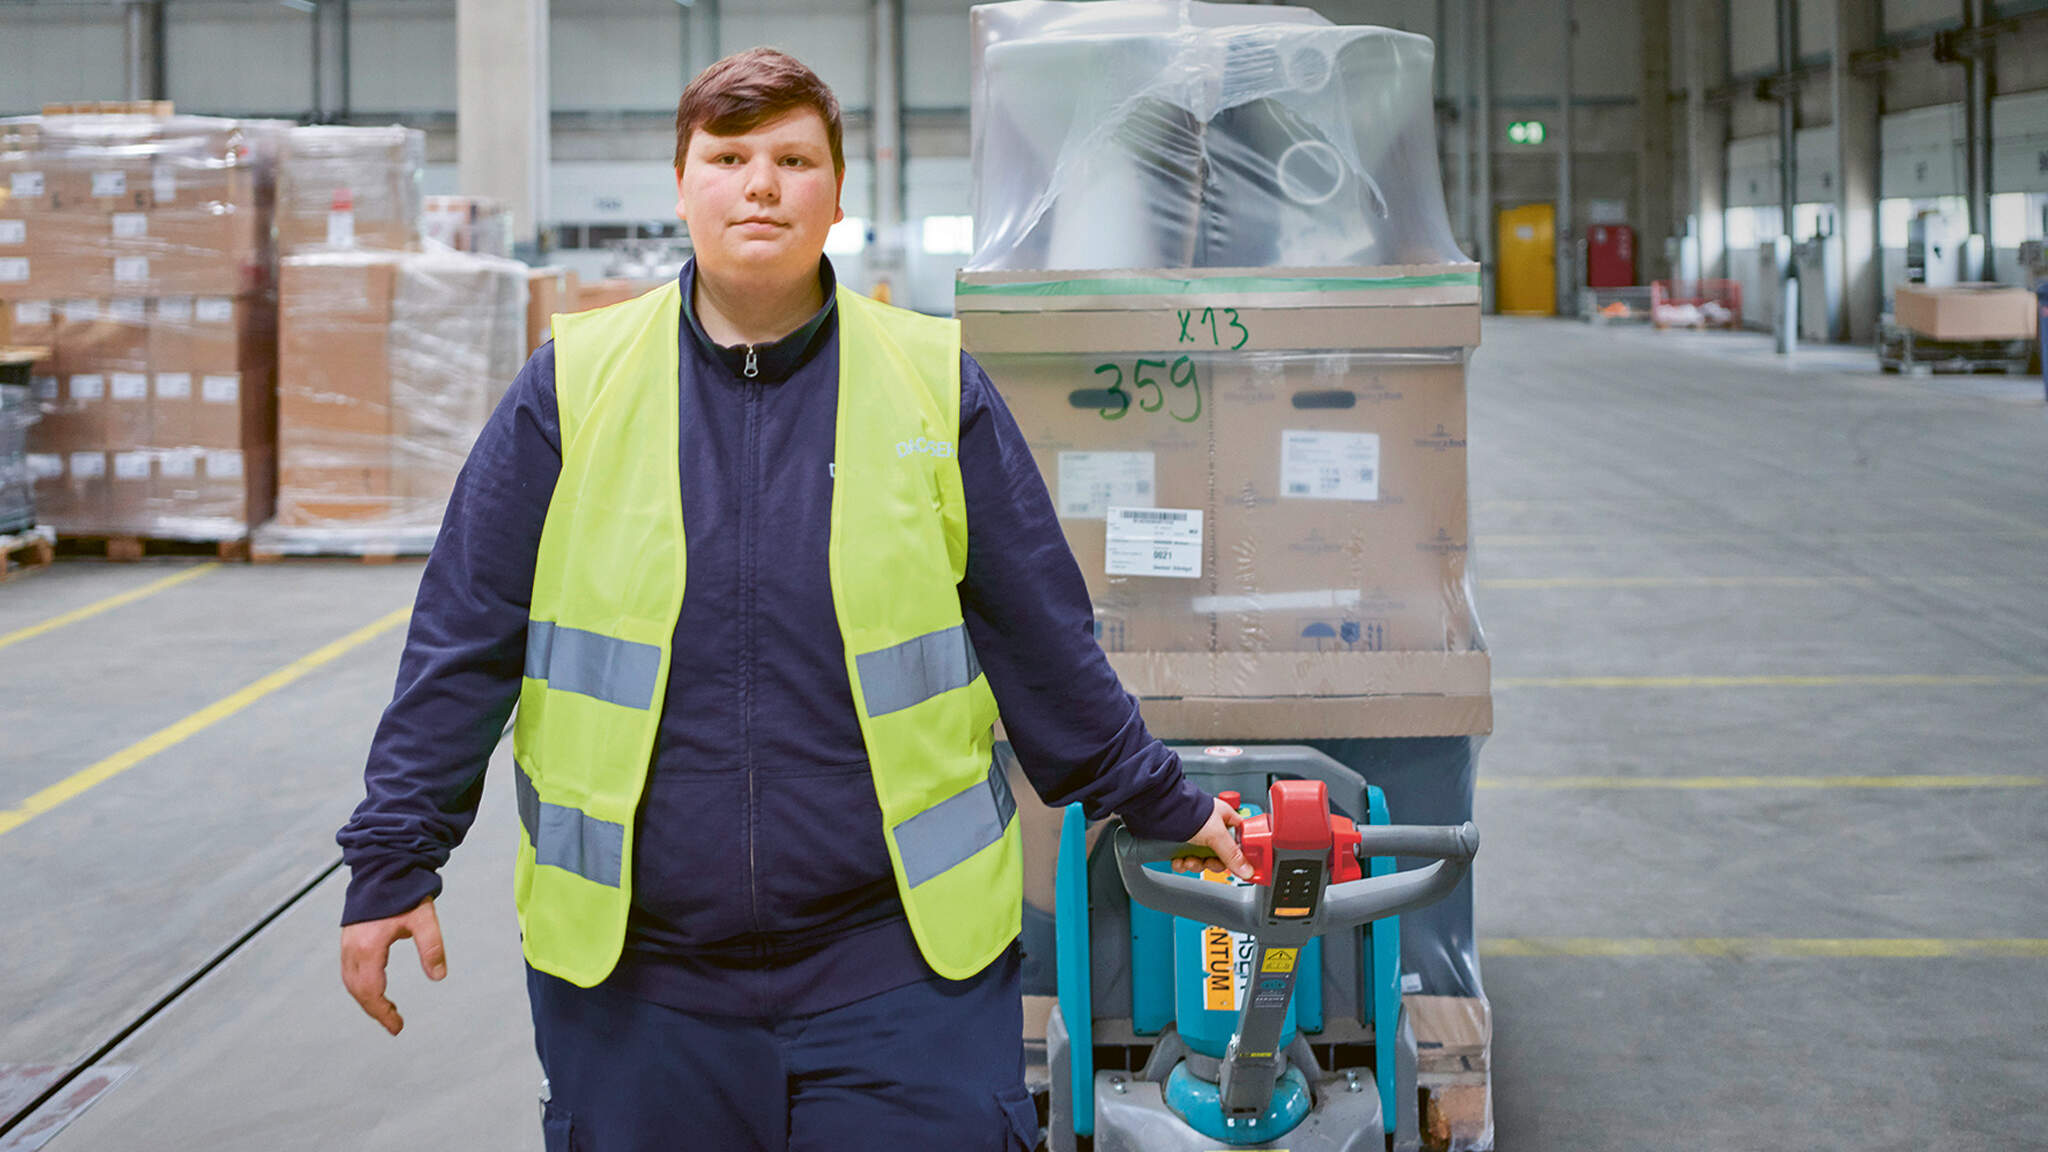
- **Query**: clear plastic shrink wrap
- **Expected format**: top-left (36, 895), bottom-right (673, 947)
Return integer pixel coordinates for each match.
top-left (276, 126), bottom-right (424, 255)
top-left (2, 114), bottom-right (284, 540)
top-left (966, 0), bottom-right (1463, 272)
top-left (0, 380), bottom-right (35, 533)
top-left (966, 5), bottom-right (1492, 1146)
top-left (257, 249), bottom-right (527, 556)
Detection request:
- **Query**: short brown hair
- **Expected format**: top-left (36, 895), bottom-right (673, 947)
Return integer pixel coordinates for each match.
top-left (674, 48), bottom-right (844, 177)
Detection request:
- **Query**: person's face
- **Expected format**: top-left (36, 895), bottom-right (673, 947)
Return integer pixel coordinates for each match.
top-left (676, 106), bottom-right (844, 285)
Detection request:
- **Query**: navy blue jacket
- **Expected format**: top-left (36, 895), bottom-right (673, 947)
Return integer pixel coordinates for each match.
top-left (337, 259), bottom-right (1208, 1016)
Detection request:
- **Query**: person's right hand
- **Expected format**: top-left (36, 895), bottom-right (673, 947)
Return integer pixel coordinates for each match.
top-left (340, 897), bottom-right (446, 1036)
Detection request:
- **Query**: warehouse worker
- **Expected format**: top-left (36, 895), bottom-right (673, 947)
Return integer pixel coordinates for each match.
top-left (336, 48), bottom-right (1249, 1152)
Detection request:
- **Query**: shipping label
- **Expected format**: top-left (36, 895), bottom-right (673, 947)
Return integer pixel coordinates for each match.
top-left (159, 448), bottom-right (198, 479)
top-left (195, 297), bottom-right (234, 324)
top-left (0, 220), bottom-right (24, 246)
top-left (327, 210), bottom-right (355, 248)
top-left (114, 256), bottom-right (150, 284)
top-left (69, 451), bottom-right (106, 479)
top-left (62, 299), bottom-right (101, 321)
top-left (154, 373), bottom-right (193, 400)
top-left (92, 171), bottom-right (128, 198)
top-left (14, 300), bottom-right (52, 327)
top-left (27, 454), bottom-right (63, 481)
top-left (114, 451), bottom-right (151, 480)
top-left (1281, 430), bottom-right (1379, 502)
top-left (205, 449), bottom-right (243, 479)
top-left (201, 374), bottom-right (240, 404)
top-left (111, 372), bottom-right (149, 401)
top-left (1105, 506), bottom-right (1202, 579)
top-left (68, 374), bottom-right (105, 401)
top-left (10, 172), bottom-right (44, 198)
top-left (0, 258), bottom-right (26, 284)
top-left (1057, 451), bottom-right (1155, 519)
top-left (153, 164), bottom-right (177, 204)
top-left (156, 296), bottom-right (193, 325)
top-left (110, 298), bottom-right (146, 324)
top-left (112, 213), bottom-right (148, 240)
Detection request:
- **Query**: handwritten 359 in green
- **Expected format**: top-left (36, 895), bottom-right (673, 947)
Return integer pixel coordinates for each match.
top-left (1093, 356), bottom-right (1202, 423)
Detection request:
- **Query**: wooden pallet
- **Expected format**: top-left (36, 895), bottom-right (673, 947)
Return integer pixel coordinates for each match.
top-left (1, 526), bottom-right (56, 581)
top-left (55, 534), bottom-right (249, 562)
top-left (249, 548), bottom-right (406, 566)
top-left (1411, 995), bottom-right (1492, 1151)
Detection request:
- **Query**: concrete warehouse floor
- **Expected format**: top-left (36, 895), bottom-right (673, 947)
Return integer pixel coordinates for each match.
top-left (1, 317), bottom-right (2043, 1151)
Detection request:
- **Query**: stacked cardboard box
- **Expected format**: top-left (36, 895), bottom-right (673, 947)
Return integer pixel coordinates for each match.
top-left (1893, 282), bottom-right (2039, 341)
top-left (1, 355), bottom-right (35, 534)
top-left (260, 250), bottom-right (525, 554)
top-left (1, 114), bottom-right (283, 540)
top-left (959, 267), bottom-right (1488, 738)
top-left (524, 266), bottom-right (576, 356)
top-left (275, 126), bottom-right (424, 256)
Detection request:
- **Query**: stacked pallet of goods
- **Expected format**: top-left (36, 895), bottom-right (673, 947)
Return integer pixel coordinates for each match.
top-left (961, 4), bottom-right (1493, 1148)
top-left (257, 127), bottom-right (529, 559)
top-left (1, 110), bottom-right (283, 555)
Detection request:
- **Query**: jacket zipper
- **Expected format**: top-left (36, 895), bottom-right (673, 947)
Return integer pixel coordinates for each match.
top-left (743, 346), bottom-right (759, 378)
top-left (742, 373), bottom-right (764, 938)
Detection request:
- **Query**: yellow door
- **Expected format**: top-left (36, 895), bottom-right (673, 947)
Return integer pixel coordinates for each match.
top-left (1497, 204), bottom-right (1557, 316)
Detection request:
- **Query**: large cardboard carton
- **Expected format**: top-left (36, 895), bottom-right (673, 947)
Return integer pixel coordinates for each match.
top-left (1893, 283), bottom-right (2039, 341)
top-left (958, 265), bottom-right (1488, 738)
top-left (277, 255), bottom-right (400, 524)
top-left (276, 127), bottom-right (423, 255)
top-left (525, 266), bottom-right (575, 355)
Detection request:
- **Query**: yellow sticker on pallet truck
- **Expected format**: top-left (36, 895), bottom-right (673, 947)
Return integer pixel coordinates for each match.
top-left (1261, 947), bottom-right (1299, 974)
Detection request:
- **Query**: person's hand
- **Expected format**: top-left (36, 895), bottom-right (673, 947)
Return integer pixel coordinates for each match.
top-left (1170, 795), bottom-right (1253, 881)
top-left (340, 897), bottom-right (446, 1036)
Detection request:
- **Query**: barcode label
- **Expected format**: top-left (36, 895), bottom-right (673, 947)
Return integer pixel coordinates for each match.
top-left (10, 172), bottom-right (45, 198)
top-left (1105, 506), bottom-right (1202, 579)
top-left (68, 374), bottom-right (106, 401)
top-left (155, 372), bottom-right (193, 400)
top-left (112, 213), bottom-right (148, 239)
top-left (156, 296), bottom-right (194, 324)
top-left (114, 451), bottom-right (152, 480)
top-left (196, 297), bottom-right (234, 324)
top-left (15, 300), bottom-right (52, 326)
top-left (1057, 451), bottom-right (1155, 519)
top-left (114, 256), bottom-right (150, 283)
top-left (201, 374), bottom-right (239, 404)
top-left (111, 372), bottom-right (149, 400)
top-left (70, 452), bottom-right (106, 479)
top-left (110, 298), bottom-right (146, 324)
top-left (0, 220), bottom-right (24, 246)
top-left (1281, 431), bottom-right (1380, 502)
top-left (0, 258), bottom-right (26, 283)
top-left (92, 170), bottom-right (128, 198)
top-left (206, 449), bottom-right (243, 479)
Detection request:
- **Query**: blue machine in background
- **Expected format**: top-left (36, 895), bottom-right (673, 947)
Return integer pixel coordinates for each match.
top-left (1047, 745), bottom-right (1478, 1151)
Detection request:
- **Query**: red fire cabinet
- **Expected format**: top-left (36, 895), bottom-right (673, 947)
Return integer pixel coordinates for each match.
top-left (1586, 223), bottom-right (1637, 288)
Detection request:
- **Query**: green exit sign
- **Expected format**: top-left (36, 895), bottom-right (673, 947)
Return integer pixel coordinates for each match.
top-left (1508, 120), bottom-right (1547, 145)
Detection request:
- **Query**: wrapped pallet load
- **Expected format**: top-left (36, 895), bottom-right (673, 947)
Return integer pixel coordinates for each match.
top-left (960, 4), bottom-right (1492, 1149)
top-left (2, 112), bottom-right (285, 546)
top-left (259, 249), bottom-right (526, 557)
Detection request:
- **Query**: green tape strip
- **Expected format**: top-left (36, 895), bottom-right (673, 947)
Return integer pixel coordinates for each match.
top-left (955, 270), bottom-right (1481, 298)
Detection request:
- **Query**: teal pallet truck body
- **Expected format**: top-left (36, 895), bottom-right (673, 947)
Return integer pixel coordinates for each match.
top-left (1048, 745), bottom-right (1478, 1151)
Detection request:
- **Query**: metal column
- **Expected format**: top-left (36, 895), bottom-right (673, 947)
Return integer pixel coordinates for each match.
top-left (1637, 0), bottom-right (1673, 286)
top-left (870, 0), bottom-right (906, 299)
top-left (1774, 0), bottom-right (1797, 354)
top-left (1962, 0), bottom-right (1993, 282)
top-left (1830, 0), bottom-right (1880, 343)
top-left (1556, 0), bottom-right (1575, 316)
top-left (1475, 0), bottom-right (1495, 310)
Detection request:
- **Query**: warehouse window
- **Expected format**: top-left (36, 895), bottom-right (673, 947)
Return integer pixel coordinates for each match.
top-left (922, 215), bottom-right (975, 255)
top-left (825, 218), bottom-right (870, 255)
top-left (1878, 199), bottom-right (1912, 248)
top-left (1989, 193), bottom-right (2031, 246)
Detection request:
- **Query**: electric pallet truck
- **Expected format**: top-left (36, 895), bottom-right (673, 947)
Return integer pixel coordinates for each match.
top-left (1047, 745), bottom-right (1479, 1151)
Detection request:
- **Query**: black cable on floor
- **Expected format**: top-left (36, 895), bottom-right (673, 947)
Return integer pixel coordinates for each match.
top-left (0, 856), bottom-right (345, 1143)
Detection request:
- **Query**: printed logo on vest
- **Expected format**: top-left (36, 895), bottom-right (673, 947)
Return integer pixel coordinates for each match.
top-left (896, 437), bottom-right (953, 460)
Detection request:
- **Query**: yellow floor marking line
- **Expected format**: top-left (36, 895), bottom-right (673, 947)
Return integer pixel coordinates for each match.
top-left (1495, 673), bottom-right (2048, 689)
top-left (0, 606), bottom-right (411, 839)
top-left (1482, 938), bottom-right (2048, 959)
top-left (0, 563), bottom-right (218, 653)
top-left (1480, 774), bottom-right (2046, 790)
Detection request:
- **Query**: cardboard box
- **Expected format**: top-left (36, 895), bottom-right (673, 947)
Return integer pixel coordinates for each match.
top-left (573, 278), bottom-right (659, 313)
top-left (526, 266), bottom-right (575, 355)
top-left (960, 264), bottom-right (1488, 738)
top-left (278, 255), bottom-right (399, 523)
top-left (1893, 283), bottom-right (2039, 341)
top-left (276, 127), bottom-right (423, 255)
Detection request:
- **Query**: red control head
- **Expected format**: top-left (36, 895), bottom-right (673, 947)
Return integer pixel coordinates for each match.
top-left (1234, 779), bottom-right (1361, 887)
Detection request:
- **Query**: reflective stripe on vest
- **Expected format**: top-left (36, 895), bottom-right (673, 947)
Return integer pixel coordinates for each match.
top-left (893, 755), bottom-right (1015, 887)
top-left (855, 623), bottom-right (982, 717)
top-left (514, 764), bottom-right (626, 888)
top-left (525, 621), bottom-right (662, 711)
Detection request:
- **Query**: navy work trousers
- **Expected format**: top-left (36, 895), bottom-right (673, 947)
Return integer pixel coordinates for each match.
top-left (527, 947), bottom-right (1039, 1151)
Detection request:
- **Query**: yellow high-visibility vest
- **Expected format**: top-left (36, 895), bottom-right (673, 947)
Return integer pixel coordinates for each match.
top-left (512, 279), bottom-right (1018, 986)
